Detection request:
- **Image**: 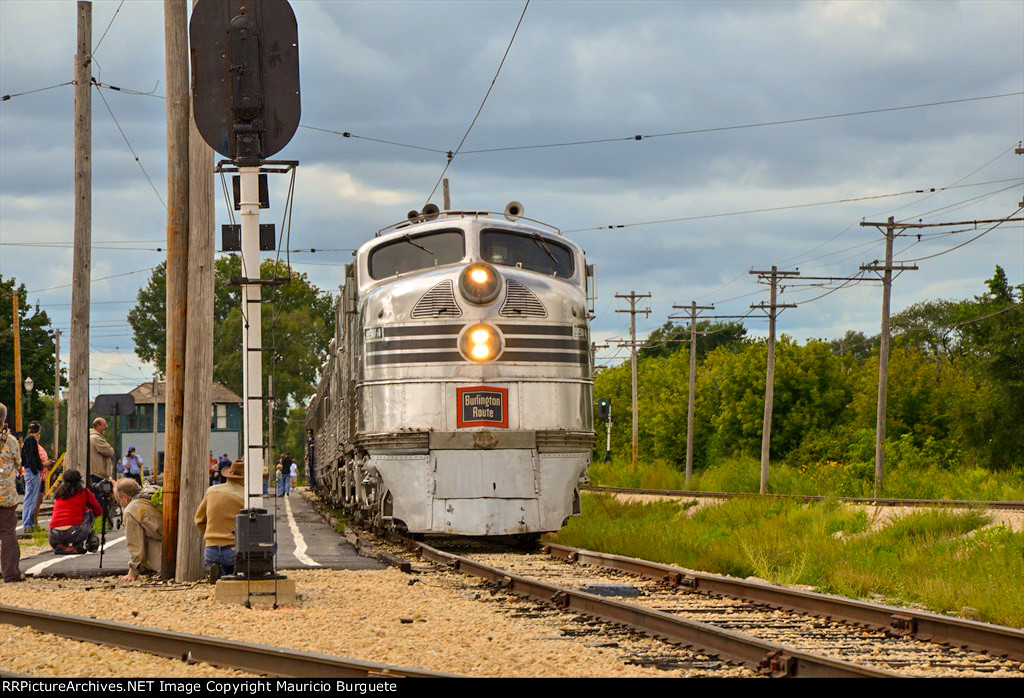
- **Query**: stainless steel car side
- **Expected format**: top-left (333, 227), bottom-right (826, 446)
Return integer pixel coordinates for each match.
top-left (307, 206), bottom-right (595, 536)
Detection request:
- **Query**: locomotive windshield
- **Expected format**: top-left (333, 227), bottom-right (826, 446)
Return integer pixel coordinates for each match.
top-left (480, 229), bottom-right (574, 278)
top-left (369, 229), bottom-right (465, 279)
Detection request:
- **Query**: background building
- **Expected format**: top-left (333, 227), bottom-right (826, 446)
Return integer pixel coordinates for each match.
top-left (116, 381), bottom-right (243, 474)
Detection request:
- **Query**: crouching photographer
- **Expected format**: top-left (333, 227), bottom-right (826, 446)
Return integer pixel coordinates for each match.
top-left (49, 470), bottom-right (102, 554)
top-left (113, 478), bottom-right (163, 582)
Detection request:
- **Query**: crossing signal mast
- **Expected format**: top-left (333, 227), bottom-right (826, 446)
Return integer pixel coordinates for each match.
top-left (597, 398), bottom-right (612, 462)
top-left (190, 0), bottom-right (301, 584)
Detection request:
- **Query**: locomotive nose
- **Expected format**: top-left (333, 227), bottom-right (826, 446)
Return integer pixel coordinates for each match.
top-left (458, 262), bottom-right (502, 304)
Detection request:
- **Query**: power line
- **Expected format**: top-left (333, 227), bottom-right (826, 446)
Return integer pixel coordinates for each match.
top-left (28, 266), bottom-right (157, 294)
top-left (564, 178), bottom-right (1022, 234)
top-left (425, 0), bottom-right (530, 206)
top-left (300, 92), bottom-right (1024, 159)
top-left (895, 208), bottom-right (1024, 263)
top-left (1, 81), bottom-right (74, 102)
top-left (92, 0), bottom-right (126, 55)
top-left (94, 82), bottom-right (167, 209)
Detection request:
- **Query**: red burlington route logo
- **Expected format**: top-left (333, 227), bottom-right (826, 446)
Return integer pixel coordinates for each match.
top-left (457, 386), bottom-right (509, 429)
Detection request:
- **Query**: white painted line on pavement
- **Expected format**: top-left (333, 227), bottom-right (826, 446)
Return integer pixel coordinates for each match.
top-left (284, 494), bottom-right (321, 567)
top-left (25, 536), bottom-right (126, 576)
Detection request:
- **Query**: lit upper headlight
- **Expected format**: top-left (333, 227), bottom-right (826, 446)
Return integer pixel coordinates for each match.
top-left (460, 323), bottom-right (504, 362)
top-left (458, 263), bottom-right (502, 304)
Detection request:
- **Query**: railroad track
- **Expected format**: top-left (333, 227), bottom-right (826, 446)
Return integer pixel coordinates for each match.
top-left (582, 485), bottom-right (1024, 510)
top-left (411, 540), bottom-right (1024, 678)
top-left (0, 604), bottom-right (456, 678)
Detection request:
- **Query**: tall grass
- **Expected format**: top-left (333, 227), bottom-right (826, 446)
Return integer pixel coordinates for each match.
top-left (551, 493), bottom-right (1024, 628)
top-left (588, 455), bottom-right (1024, 500)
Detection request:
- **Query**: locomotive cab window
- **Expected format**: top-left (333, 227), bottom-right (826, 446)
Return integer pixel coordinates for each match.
top-left (481, 229), bottom-right (574, 278)
top-left (369, 229), bottom-right (465, 280)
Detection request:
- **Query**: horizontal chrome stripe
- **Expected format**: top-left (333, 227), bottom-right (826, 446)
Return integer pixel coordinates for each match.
top-left (504, 337), bottom-right (587, 350)
top-left (497, 323), bottom-right (576, 336)
top-left (367, 351), bottom-right (464, 365)
top-left (366, 350), bottom-right (589, 366)
top-left (365, 336), bottom-right (587, 353)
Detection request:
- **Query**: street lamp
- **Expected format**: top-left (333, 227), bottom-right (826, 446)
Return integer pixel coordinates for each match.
top-left (23, 376), bottom-right (34, 421)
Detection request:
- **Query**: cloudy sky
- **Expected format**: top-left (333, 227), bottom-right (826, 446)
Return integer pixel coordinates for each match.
top-left (1, 0), bottom-right (1022, 395)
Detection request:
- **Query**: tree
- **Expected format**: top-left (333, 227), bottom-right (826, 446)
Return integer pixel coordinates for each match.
top-left (956, 266), bottom-right (1024, 469)
top-left (128, 257), bottom-right (335, 410)
top-left (0, 276), bottom-right (60, 422)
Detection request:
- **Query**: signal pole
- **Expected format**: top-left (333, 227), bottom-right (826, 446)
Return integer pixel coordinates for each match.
top-left (616, 292), bottom-right (651, 473)
top-left (67, 0), bottom-right (92, 474)
top-left (749, 267), bottom-right (798, 494)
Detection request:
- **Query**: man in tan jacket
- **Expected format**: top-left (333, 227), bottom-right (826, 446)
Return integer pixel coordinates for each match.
top-left (114, 478), bottom-right (163, 582)
top-left (89, 418), bottom-right (115, 478)
top-left (194, 459), bottom-right (245, 581)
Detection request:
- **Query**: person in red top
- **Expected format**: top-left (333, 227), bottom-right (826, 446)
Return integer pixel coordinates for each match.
top-left (49, 470), bottom-right (102, 554)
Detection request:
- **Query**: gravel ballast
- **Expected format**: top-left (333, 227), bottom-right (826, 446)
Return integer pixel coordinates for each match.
top-left (0, 569), bottom-right (755, 678)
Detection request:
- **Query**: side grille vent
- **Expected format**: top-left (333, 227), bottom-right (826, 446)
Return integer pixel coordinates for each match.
top-left (500, 280), bottom-right (547, 318)
top-left (412, 280), bottom-right (463, 318)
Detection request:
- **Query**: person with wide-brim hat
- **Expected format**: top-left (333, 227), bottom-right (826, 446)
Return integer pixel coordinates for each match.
top-left (194, 459), bottom-right (245, 582)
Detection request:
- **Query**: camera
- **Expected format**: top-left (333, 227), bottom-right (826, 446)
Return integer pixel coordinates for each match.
top-left (90, 478), bottom-right (114, 501)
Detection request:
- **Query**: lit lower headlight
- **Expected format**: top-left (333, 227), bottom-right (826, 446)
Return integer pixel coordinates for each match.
top-left (459, 263), bottom-right (502, 304)
top-left (460, 323), bottom-right (503, 362)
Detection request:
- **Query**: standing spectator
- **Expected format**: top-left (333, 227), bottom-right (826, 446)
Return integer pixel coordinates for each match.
top-left (33, 440), bottom-right (50, 527)
top-left (305, 429), bottom-right (316, 487)
top-left (114, 478), bottom-right (163, 582)
top-left (217, 454), bottom-right (231, 484)
top-left (281, 452), bottom-right (293, 496)
top-left (20, 422), bottom-right (44, 532)
top-left (275, 460), bottom-right (285, 497)
top-left (49, 469), bottom-right (102, 555)
top-left (208, 452), bottom-right (218, 485)
top-left (262, 464), bottom-right (269, 495)
top-left (122, 447), bottom-right (144, 485)
top-left (89, 418), bottom-right (115, 478)
top-left (195, 459), bottom-right (245, 582)
top-left (0, 403), bottom-right (23, 583)
top-left (289, 456), bottom-right (298, 493)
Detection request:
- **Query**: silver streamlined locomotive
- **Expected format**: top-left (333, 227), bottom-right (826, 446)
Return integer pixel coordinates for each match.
top-left (306, 203), bottom-right (596, 537)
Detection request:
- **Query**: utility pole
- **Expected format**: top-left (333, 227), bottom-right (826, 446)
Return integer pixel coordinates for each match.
top-left (615, 291), bottom-right (651, 473)
top-left (443, 178), bottom-right (451, 211)
top-left (749, 267), bottom-right (798, 494)
top-left (178, 9), bottom-right (215, 582)
top-left (162, 0), bottom-right (190, 581)
top-left (855, 215), bottom-right (1024, 496)
top-left (12, 292), bottom-right (22, 434)
top-left (67, 0), bottom-right (92, 474)
top-left (151, 374), bottom-right (158, 484)
top-left (670, 302), bottom-right (712, 484)
top-left (53, 329), bottom-right (60, 455)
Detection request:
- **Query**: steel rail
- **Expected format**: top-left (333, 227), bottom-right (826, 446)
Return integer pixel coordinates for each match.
top-left (543, 543), bottom-right (1024, 662)
top-left (0, 605), bottom-right (457, 678)
top-left (415, 542), bottom-right (900, 678)
top-left (581, 485), bottom-right (1024, 510)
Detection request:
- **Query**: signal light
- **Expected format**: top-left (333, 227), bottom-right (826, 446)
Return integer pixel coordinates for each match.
top-left (598, 398), bottom-right (611, 421)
